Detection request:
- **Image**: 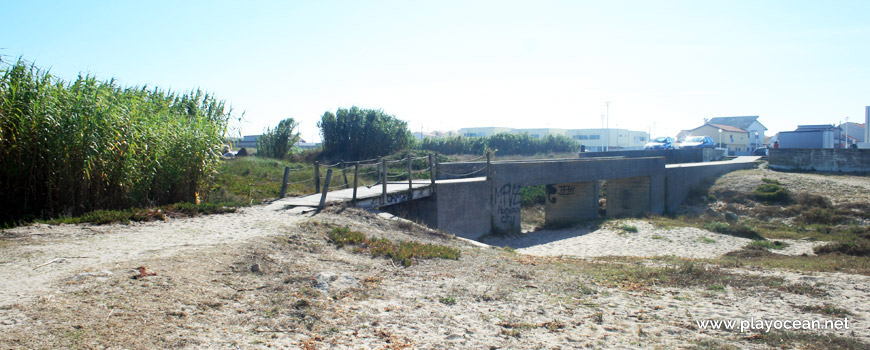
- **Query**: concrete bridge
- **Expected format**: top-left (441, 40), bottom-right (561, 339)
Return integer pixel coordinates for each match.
top-left (284, 155), bottom-right (759, 240)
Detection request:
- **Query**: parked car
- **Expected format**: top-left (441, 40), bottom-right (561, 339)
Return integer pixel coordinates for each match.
top-left (679, 136), bottom-right (715, 149)
top-left (644, 136), bottom-right (675, 150)
top-left (752, 147), bottom-right (768, 156)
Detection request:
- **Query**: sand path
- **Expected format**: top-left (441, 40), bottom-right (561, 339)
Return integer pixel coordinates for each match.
top-left (0, 200), bottom-right (309, 309)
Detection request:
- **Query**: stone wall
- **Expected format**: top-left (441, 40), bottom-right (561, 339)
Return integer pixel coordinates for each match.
top-left (768, 148), bottom-right (870, 173)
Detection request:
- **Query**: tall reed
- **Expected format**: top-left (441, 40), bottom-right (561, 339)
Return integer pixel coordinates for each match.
top-left (0, 59), bottom-right (231, 225)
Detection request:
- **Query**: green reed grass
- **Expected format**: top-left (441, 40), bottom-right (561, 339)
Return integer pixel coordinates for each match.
top-left (0, 59), bottom-right (231, 225)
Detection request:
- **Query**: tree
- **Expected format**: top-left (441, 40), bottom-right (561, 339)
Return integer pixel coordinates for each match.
top-left (318, 107), bottom-right (412, 160)
top-left (257, 117), bottom-right (301, 159)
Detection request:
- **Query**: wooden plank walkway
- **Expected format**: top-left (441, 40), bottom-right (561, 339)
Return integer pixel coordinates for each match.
top-left (279, 177), bottom-right (487, 209)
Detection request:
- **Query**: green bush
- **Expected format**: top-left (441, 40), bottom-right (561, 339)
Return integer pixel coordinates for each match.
top-left (257, 117), bottom-right (300, 159)
top-left (754, 183), bottom-right (789, 203)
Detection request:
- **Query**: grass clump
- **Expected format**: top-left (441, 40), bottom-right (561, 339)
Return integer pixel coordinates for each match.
top-left (619, 224), bottom-right (638, 233)
top-left (747, 240), bottom-right (788, 250)
top-left (703, 222), bottom-right (764, 240)
top-left (327, 227), bottom-right (460, 266)
top-left (753, 183), bottom-right (789, 203)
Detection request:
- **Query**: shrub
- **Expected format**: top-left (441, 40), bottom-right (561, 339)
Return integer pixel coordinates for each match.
top-left (703, 222), bottom-right (764, 240)
top-left (799, 207), bottom-right (850, 225)
top-left (257, 118), bottom-right (301, 159)
top-left (814, 241), bottom-right (870, 257)
top-left (754, 183), bottom-right (789, 203)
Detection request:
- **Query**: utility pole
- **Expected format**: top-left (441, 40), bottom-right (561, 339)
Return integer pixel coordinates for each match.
top-left (605, 101), bottom-right (610, 152)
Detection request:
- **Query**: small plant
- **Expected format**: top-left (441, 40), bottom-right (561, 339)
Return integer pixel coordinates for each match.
top-left (619, 224), bottom-right (638, 233)
top-left (747, 240), bottom-right (789, 250)
top-left (439, 296), bottom-right (456, 305)
top-left (754, 183), bottom-right (789, 203)
top-left (697, 237), bottom-right (716, 244)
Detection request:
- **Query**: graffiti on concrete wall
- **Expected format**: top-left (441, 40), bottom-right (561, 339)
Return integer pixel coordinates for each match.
top-left (496, 183), bottom-right (522, 225)
top-left (546, 184), bottom-right (576, 204)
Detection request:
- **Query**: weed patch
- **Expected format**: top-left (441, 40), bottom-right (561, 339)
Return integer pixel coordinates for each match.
top-left (327, 227), bottom-right (460, 266)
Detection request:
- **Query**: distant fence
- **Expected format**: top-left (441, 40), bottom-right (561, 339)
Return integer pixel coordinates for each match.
top-left (769, 148), bottom-right (870, 173)
top-left (577, 148), bottom-right (724, 164)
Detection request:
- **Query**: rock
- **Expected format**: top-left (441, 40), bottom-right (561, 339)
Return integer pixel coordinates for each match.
top-left (315, 272), bottom-right (360, 293)
top-left (724, 212), bottom-right (740, 222)
top-left (705, 209), bottom-right (721, 218)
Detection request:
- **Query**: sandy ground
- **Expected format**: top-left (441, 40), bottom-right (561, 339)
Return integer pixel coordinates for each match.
top-left (1, 168), bottom-right (869, 349)
top-left (0, 200), bottom-right (310, 309)
top-left (482, 220), bottom-right (820, 259)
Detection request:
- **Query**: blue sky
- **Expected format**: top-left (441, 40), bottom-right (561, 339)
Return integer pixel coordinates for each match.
top-left (2, 0), bottom-right (868, 142)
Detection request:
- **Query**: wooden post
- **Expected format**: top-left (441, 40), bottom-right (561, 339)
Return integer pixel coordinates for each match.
top-left (279, 166), bottom-right (290, 198)
top-left (318, 169), bottom-right (333, 210)
top-left (428, 154), bottom-right (435, 185)
top-left (381, 157), bottom-right (387, 205)
top-left (486, 151), bottom-right (492, 180)
top-left (352, 162), bottom-right (359, 202)
top-left (314, 161), bottom-right (321, 193)
top-left (407, 154), bottom-right (413, 200)
top-left (341, 161), bottom-right (349, 188)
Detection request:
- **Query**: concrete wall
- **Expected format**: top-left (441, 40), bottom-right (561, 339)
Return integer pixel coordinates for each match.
top-left (489, 157), bottom-right (666, 233)
top-left (544, 181), bottom-right (599, 226)
top-left (607, 176), bottom-right (651, 218)
top-left (769, 148), bottom-right (870, 173)
top-left (419, 179), bottom-right (491, 240)
top-left (577, 149), bottom-right (723, 164)
top-left (664, 160), bottom-right (758, 212)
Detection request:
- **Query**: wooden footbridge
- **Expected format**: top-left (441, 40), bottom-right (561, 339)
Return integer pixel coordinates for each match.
top-left (280, 154), bottom-right (489, 210)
